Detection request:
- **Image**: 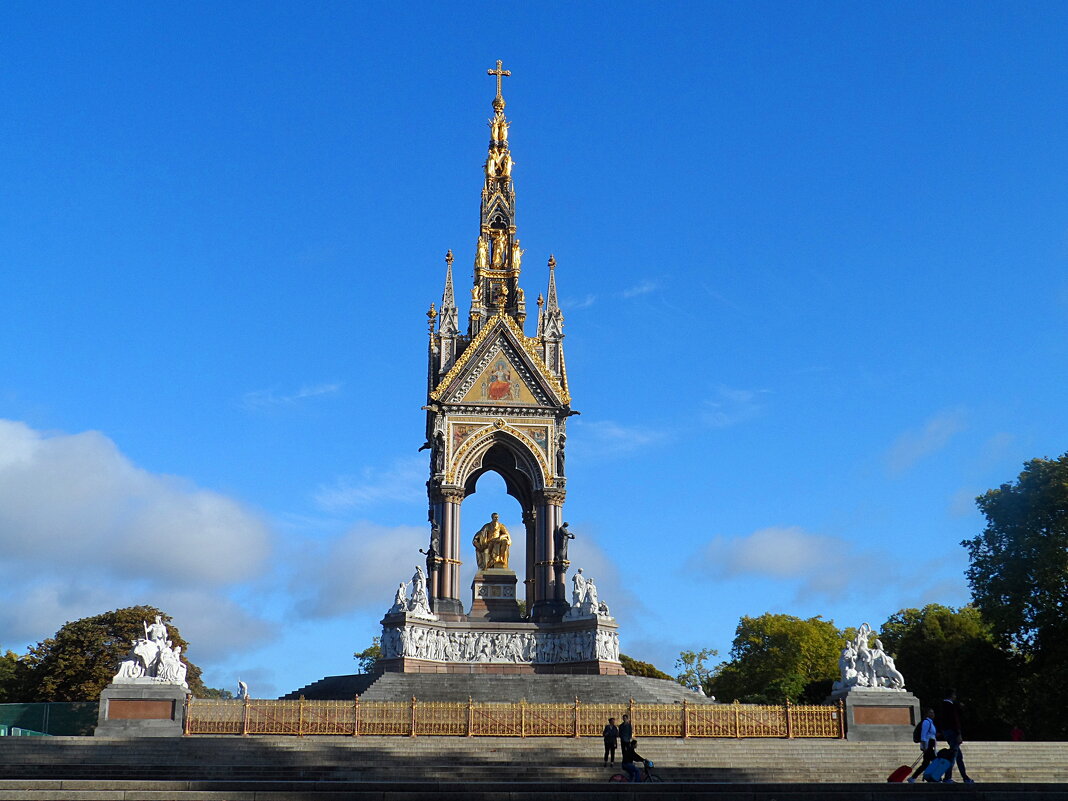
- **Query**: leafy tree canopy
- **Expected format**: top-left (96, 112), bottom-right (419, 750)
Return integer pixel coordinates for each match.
top-left (675, 648), bottom-right (717, 696)
top-left (708, 613), bottom-right (843, 704)
top-left (20, 605), bottom-right (205, 701)
top-left (619, 653), bottom-right (671, 680)
top-left (0, 650), bottom-right (25, 703)
top-left (878, 604), bottom-right (1015, 740)
top-left (965, 454), bottom-right (1068, 657)
top-left (354, 636), bottom-right (382, 674)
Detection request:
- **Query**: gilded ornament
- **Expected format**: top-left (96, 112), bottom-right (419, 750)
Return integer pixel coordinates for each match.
top-left (472, 512), bottom-right (511, 570)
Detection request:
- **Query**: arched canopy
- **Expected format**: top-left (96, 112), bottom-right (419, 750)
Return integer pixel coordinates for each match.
top-left (458, 432), bottom-right (545, 509)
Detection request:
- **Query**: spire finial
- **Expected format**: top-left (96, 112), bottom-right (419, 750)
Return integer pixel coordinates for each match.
top-left (548, 254), bottom-right (556, 270)
top-left (487, 59), bottom-right (511, 112)
top-left (445, 249), bottom-right (454, 266)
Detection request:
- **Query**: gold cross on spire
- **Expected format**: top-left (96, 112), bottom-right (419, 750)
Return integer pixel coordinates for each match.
top-left (487, 59), bottom-right (511, 99)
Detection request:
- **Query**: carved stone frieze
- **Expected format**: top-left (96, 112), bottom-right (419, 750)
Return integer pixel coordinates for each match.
top-left (380, 624), bottom-right (620, 665)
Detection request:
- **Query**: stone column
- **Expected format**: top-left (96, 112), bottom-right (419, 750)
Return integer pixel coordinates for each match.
top-left (432, 485), bottom-right (466, 619)
top-left (530, 488), bottom-right (566, 622)
top-left (523, 508), bottom-right (537, 612)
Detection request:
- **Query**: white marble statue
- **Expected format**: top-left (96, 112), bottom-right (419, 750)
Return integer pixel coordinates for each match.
top-left (833, 622), bottom-right (907, 692)
top-left (111, 618), bottom-right (189, 689)
top-left (564, 568), bottom-right (614, 620)
top-left (237, 680), bottom-right (249, 700)
top-left (385, 567), bottom-right (437, 620)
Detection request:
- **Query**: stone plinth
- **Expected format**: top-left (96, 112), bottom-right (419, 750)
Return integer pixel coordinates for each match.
top-left (95, 681), bottom-right (188, 737)
top-left (469, 569), bottom-right (522, 622)
top-left (378, 615), bottom-right (622, 675)
top-left (827, 688), bottom-right (920, 742)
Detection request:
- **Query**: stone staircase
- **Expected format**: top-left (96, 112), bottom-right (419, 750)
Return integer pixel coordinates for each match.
top-left (1, 736), bottom-right (1067, 787)
top-left (279, 673), bottom-right (379, 700)
top-left (283, 672), bottom-right (716, 704)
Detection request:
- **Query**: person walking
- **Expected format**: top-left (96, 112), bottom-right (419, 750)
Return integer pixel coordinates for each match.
top-left (908, 709), bottom-right (938, 783)
top-left (936, 689), bottom-right (975, 783)
top-left (602, 717), bottom-right (619, 766)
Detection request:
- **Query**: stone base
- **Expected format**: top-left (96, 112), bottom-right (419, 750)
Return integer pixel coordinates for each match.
top-left (379, 615), bottom-right (621, 675)
top-left (95, 682), bottom-right (188, 737)
top-left (469, 569), bottom-right (522, 622)
top-left (826, 688), bottom-right (920, 742)
top-left (378, 657), bottom-right (625, 675)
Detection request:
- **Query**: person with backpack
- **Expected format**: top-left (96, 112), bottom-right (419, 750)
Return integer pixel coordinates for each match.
top-left (908, 709), bottom-right (938, 783)
top-left (935, 689), bottom-right (975, 783)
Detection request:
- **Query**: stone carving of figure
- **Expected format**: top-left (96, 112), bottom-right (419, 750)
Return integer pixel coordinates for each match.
top-left (475, 236), bottom-right (488, 270)
top-left (837, 644), bottom-right (858, 689)
top-left (554, 522), bottom-right (575, 563)
top-left (409, 566), bottom-right (429, 611)
top-left (485, 152), bottom-right (498, 179)
top-left (584, 578), bottom-right (600, 610)
top-left (556, 432), bottom-right (566, 474)
top-left (571, 568), bottom-right (587, 607)
top-left (501, 152), bottom-right (513, 178)
top-left (390, 582), bottom-right (407, 614)
top-left (157, 645), bottom-right (187, 684)
top-left (492, 231), bottom-right (507, 268)
top-left (144, 616), bottom-right (167, 645)
top-left (237, 680), bottom-right (249, 700)
top-left (432, 431), bottom-right (445, 474)
top-left (511, 239), bottom-right (523, 272)
top-left (598, 600), bottom-right (611, 618)
top-left (871, 639), bottom-right (906, 689)
top-left (472, 512), bottom-right (511, 570)
top-left (472, 282), bottom-right (482, 304)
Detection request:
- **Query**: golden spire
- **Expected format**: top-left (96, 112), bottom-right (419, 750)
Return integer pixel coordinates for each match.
top-left (487, 59), bottom-right (511, 112)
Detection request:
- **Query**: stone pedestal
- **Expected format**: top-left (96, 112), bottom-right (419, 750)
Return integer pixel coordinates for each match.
top-left (95, 681), bottom-right (188, 737)
top-left (469, 569), bottom-right (522, 622)
top-left (827, 688), bottom-right (920, 742)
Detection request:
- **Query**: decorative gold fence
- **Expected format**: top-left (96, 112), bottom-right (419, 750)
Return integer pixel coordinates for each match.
top-left (186, 696), bottom-right (843, 738)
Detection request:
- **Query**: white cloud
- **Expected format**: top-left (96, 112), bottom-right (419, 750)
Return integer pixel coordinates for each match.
top-left (622, 280), bottom-right (658, 299)
top-left (0, 420), bottom-right (271, 585)
top-left (240, 382), bottom-right (341, 411)
top-left (702, 386), bottom-right (769, 428)
top-left (885, 409), bottom-right (967, 475)
top-left (0, 419), bottom-right (278, 660)
top-left (700, 526), bottom-right (874, 600)
top-left (291, 522), bottom-right (426, 618)
top-left (564, 294), bottom-right (597, 310)
top-left (571, 420), bottom-right (668, 456)
top-left (314, 456), bottom-right (426, 511)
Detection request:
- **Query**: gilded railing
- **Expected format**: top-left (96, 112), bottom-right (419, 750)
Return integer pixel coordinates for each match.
top-left (186, 696), bottom-right (844, 738)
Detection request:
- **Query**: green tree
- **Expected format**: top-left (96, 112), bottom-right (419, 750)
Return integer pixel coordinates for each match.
top-left (965, 455), bottom-right (1068, 655)
top-left (0, 650), bottom-right (25, 702)
top-left (619, 653), bottom-right (672, 680)
top-left (878, 604), bottom-right (1015, 740)
top-left (354, 636), bottom-right (382, 674)
top-left (964, 454), bottom-right (1068, 738)
top-left (708, 614), bottom-right (843, 704)
top-left (675, 648), bottom-right (717, 696)
top-left (21, 606), bottom-right (206, 701)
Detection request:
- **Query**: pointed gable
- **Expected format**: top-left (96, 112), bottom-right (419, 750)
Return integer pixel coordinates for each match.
top-left (431, 313), bottom-right (569, 407)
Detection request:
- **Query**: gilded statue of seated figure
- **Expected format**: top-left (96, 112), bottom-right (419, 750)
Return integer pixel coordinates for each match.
top-left (472, 512), bottom-right (511, 570)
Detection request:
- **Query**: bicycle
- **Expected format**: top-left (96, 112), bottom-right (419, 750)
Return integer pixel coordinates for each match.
top-left (608, 759), bottom-right (662, 783)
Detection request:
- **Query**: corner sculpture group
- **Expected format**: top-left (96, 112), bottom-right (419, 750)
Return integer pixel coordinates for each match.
top-left (112, 615), bottom-right (188, 688)
top-left (833, 622), bottom-right (906, 691)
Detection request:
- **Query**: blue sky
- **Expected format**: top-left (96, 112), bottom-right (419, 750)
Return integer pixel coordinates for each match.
top-left (2, 3), bottom-right (1067, 698)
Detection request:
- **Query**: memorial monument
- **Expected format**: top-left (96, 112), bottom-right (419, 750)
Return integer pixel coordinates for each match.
top-left (827, 622), bottom-right (920, 741)
top-left (377, 62), bottom-right (623, 675)
top-left (95, 615), bottom-right (190, 737)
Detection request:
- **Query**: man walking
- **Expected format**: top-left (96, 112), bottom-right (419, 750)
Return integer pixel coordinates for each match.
top-left (936, 689), bottom-right (975, 783)
top-left (619, 713), bottom-right (633, 752)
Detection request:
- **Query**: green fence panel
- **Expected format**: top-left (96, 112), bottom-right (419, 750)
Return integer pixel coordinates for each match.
top-left (0, 702), bottom-right (98, 736)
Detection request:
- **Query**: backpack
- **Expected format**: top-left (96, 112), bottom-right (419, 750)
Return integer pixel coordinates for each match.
top-left (913, 721), bottom-right (923, 743)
